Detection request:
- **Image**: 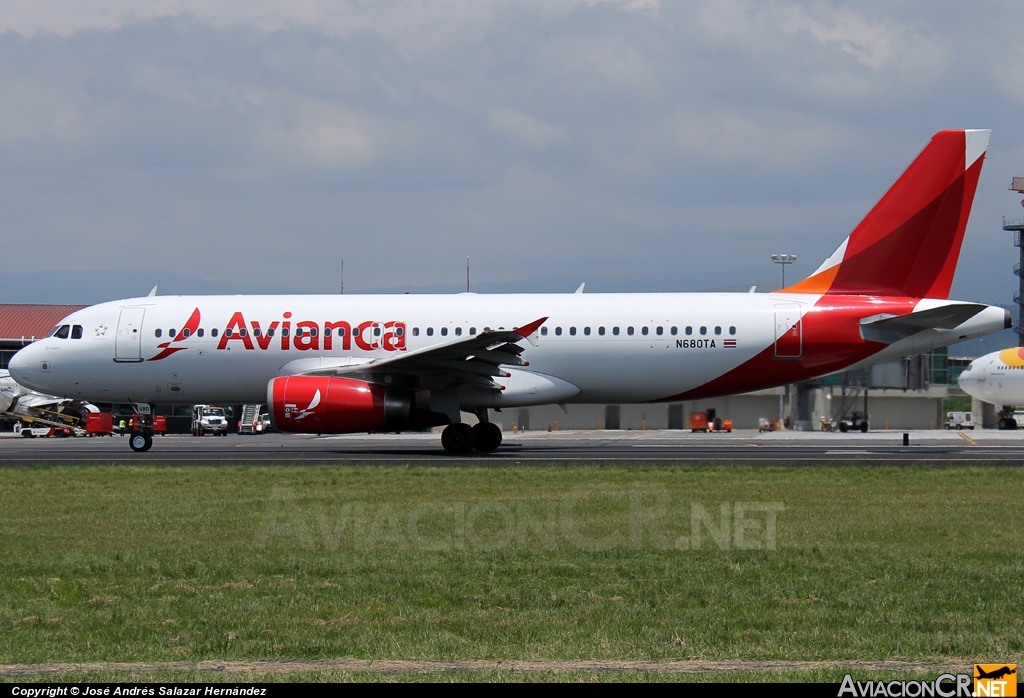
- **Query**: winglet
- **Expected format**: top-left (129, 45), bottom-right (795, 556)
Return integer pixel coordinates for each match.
top-left (148, 285), bottom-right (158, 297)
top-left (513, 317), bottom-right (548, 346)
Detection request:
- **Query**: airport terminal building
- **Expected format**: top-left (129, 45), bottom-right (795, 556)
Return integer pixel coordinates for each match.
top-left (0, 304), bottom-right (978, 433)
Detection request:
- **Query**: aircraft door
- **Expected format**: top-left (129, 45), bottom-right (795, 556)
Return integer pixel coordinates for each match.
top-left (115, 307), bottom-right (146, 362)
top-left (773, 303), bottom-right (803, 359)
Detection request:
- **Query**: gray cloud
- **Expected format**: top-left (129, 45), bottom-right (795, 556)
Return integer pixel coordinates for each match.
top-left (0, 1), bottom-right (1021, 311)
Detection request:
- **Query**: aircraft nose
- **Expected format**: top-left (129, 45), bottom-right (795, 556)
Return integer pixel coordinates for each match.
top-left (8, 344), bottom-right (44, 390)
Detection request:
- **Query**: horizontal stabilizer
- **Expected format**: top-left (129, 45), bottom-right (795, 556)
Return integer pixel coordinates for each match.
top-left (859, 303), bottom-right (987, 343)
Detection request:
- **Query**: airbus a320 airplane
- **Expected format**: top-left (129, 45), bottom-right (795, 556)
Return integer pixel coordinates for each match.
top-left (9, 130), bottom-right (1010, 453)
top-left (958, 348), bottom-right (1024, 428)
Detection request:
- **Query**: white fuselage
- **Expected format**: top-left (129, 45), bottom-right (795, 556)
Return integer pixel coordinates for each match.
top-left (8, 292), bottom-right (1008, 409)
top-left (958, 349), bottom-right (1024, 407)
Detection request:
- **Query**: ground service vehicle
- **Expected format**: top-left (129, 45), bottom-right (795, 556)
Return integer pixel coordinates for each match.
top-left (8, 130), bottom-right (1011, 453)
top-left (945, 411), bottom-right (974, 429)
top-left (192, 405), bottom-right (229, 436)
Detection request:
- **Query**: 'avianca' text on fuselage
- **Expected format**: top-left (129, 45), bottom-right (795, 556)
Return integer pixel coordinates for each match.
top-left (148, 309), bottom-right (409, 361)
top-left (6, 129), bottom-right (1009, 455)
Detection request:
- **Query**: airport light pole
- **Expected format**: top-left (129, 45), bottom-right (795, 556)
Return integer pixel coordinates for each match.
top-left (771, 253), bottom-right (796, 288)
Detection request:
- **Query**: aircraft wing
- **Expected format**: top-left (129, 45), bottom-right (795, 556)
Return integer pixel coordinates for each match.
top-left (859, 303), bottom-right (988, 344)
top-left (279, 317), bottom-right (547, 390)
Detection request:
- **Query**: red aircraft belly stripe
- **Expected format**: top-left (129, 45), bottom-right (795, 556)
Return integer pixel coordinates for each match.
top-left (658, 295), bottom-right (917, 402)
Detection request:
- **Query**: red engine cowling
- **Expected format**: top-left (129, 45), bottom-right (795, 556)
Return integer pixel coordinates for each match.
top-left (268, 376), bottom-right (420, 434)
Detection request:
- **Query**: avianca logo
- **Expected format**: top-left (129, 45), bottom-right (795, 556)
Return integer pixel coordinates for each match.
top-left (148, 308), bottom-right (201, 361)
top-left (147, 309), bottom-right (408, 361)
top-left (216, 312), bottom-right (407, 353)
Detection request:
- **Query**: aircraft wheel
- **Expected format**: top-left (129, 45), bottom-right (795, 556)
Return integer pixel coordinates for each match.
top-left (129, 433), bottom-right (153, 452)
top-left (441, 423), bottom-right (476, 454)
top-left (472, 422), bottom-right (503, 452)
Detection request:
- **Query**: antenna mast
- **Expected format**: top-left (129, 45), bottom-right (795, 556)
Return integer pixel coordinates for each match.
top-left (340, 259), bottom-right (344, 295)
top-left (467, 256), bottom-right (470, 293)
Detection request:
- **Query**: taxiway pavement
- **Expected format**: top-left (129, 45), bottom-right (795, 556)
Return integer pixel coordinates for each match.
top-left (2, 429), bottom-right (1024, 466)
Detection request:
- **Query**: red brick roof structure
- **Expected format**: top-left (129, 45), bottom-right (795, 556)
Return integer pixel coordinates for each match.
top-left (0, 304), bottom-right (87, 345)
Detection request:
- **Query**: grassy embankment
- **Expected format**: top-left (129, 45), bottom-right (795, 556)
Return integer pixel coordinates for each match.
top-left (0, 464), bottom-right (1020, 680)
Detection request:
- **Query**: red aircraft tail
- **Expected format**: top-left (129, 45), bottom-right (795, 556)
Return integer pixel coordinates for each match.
top-left (783, 129), bottom-right (989, 299)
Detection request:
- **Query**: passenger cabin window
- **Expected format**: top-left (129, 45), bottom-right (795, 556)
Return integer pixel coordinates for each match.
top-left (570, 327), bottom-right (577, 336)
top-left (71, 325), bottom-right (83, 339)
top-left (239, 328), bottom-right (247, 337)
top-left (211, 329), bottom-right (219, 337)
top-left (685, 326), bottom-right (692, 335)
top-left (584, 327), bottom-right (591, 335)
top-left (598, 327), bottom-right (605, 335)
top-left (225, 329), bottom-right (233, 337)
top-left (671, 326), bottom-right (678, 335)
top-left (613, 327), bottom-right (620, 335)
top-left (373, 327), bottom-right (380, 337)
top-left (427, 328), bottom-right (434, 336)
top-left (469, 327), bottom-right (476, 335)
top-left (198, 328), bottom-right (205, 338)
top-left (311, 327), bottom-right (318, 337)
top-left (455, 327), bottom-right (462, 336)
top-left (413, 328), bottom-right (420, 336)
top-left (281, 328), bottom-right (288, 337)
top-left (183, 328), bottom-right (191, 338)
top-left (254, 328), bottom-right (263, 337)
top-left (541, 327), bottom-right (548, 336)
top-left (714, 326), bottom-right (722, 335)
top-left (656, 326), bottom-right (663, 335)
top-left (729, 326), bottom-right (736, 335)
top-left (700, 326), bottom-right (707, 335)
top-left (441, 327), bottom-right (448, 336)
top-left (627, 327), bottom-right (634, 335)
top-left (555, 327), bottom-right (563, 336)
top-left (155, 329), bottom-right (163, 338)
top-left (397, 327), bottom-right (405, 337)
top-left (641, 327), bottom-right (649, 336)
top-left (170, 329), bottom-right (176, 338)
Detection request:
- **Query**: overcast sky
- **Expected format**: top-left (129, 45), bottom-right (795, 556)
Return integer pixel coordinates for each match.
top-left (2, 1), bottom-right (1024, 305)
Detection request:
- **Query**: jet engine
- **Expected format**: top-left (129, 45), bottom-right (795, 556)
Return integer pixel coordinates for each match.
top-left (267, 376), bottom-right (442, 434)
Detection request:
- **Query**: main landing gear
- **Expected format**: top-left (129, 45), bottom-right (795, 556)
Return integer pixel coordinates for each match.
top-left (440, 421), bottom-right (503, 454)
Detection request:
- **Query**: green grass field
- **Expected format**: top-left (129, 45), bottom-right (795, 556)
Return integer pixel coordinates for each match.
top-left (0, 464), bottom-right (1021, 681)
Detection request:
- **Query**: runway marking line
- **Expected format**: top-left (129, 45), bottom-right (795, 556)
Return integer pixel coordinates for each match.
top-left (958, 431), bottom-right (978, 446)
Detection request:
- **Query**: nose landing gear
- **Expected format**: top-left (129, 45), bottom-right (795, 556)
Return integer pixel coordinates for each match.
top-left (127, 403), bottom-right (154, 452)
top-left (129, 432), bottom-right (153, 452)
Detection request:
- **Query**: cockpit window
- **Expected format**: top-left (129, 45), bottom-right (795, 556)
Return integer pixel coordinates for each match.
top-left (47, 326), bottom-right (61, 337)
top-left (71, 325), bottom-right (83, 339)
top-left (54, 325), bottom-right (70, 339)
